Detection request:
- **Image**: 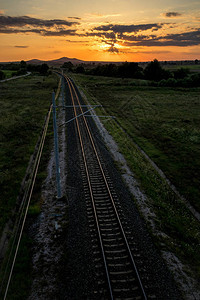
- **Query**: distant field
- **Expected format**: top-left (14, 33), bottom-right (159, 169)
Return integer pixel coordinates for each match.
top-left (163, 64), bottom-right (200, 73)
top-left (2, 70), bottom-right (17, 78)
top-left (0, 74), bottom-right (58, 234)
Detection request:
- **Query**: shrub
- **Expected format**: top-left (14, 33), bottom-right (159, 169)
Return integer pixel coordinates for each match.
top-left (166, 78), bottom-right (177, 87)
top-left (158, 73), bottom-right (200, 88)
top-left (158, 79), bottom-right (167, 87)
top-left (144, 59), bottom-right (172, 81)
top-left (75, 66), bottom-right (85, 74)
top-left (173, 67), bottom-right (190, 79)
top-left (16, 68), bottom-right (27, 76)
top-left (0, 70), bottom-right (5, 80)
top-left (190, 73), bottom-right (200, 87)
top-left (177, 77), bottom-right (193, 88)
top-left (40, 63), bottom-right (49, 75)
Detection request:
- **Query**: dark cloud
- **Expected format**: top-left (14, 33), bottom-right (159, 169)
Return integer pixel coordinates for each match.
top-left (82, 31), bottom-right (104, 38)
top-left (122, 29), bottom-right (200, 47)
top-left (14, 45), bottom-right (29, 48)
top-left (42, 29), bottom-right (77, 36)
top-left (66, 39), bottom-right (89, 43)
top-left (0, 28), bottom-right (19, 34)
top-left (90, 21), bottom-right (200, 48)
top-left (86, 23), bottom-right (165, 54)
top-left (138, 50), bottom-right (171, 54)
top-left (163, 30), bottom-right (200, 46)
top-left (163, 12), bottom-right (182, 18)
top-left (0, 15), bottom-right (80, 37)
top-left (0, 28), bottom-right (43, 34)
top-left (120, 34), bottom-right (151, 42)
top-left (0, 27), bottom-right (77, 37)
top-left (94, 23), bottom-right (163, 33)
top-left (0, 28), bottom-right (37, 34)
top-left (107, 45), bottom-right (119, 53)
top-left (68, 17), bottom-right (81, 20)
top-left (1, 14), bottom-right (199, 50)
top-left (84, 31), bottom-right (117, 42)
top-left (0, 15), bottom-right (79, 28)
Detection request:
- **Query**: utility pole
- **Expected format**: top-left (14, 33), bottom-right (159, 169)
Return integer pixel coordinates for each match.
top-left (52, 92), bottom-right (61, 198)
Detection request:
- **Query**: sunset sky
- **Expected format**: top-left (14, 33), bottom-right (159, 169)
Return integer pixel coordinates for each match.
top-left (0, 0), bottom-right (200, 62)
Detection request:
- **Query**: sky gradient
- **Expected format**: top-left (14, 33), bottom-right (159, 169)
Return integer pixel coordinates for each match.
top-left (0, 0), bottom-right (200, 62)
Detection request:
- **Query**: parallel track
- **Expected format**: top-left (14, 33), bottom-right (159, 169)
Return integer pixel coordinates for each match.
top-left (65, 75), bottom-right (148, 300)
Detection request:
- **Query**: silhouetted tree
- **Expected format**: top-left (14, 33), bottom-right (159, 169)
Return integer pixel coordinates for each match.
top-left (0, 70), bottom-right (5, 80)
top-left (189, 73), bottom-right (200, 87)
top-left (20, 60), bottom-right (27, 69)
top-left (88, 62), bottom-right (144, 79)
top-left (144, 59), bottom-right (171, 81)
top-left (173, 68), bottom-right (190, 79)
top-left (6, 63), bottom-right (19, 71)
top-left (40, 63), bottom-right (49, 75)
top-left (75, 66), bottom-right (85, 73)
top-left (16, 68), bottom-right (27, 76)
top-left (62, 61), bottom-right (73, 71)
top-left (118, 62), bottom-right (143, 78)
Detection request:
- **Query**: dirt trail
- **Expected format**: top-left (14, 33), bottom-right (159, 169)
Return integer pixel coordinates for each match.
top-left (0, 72), bottom-right (31, 83)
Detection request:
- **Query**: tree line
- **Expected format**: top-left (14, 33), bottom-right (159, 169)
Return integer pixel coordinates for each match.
top-left (0, 60), bottom-right (50, 80)
top-left (62, 59), bottom-right (200, 88)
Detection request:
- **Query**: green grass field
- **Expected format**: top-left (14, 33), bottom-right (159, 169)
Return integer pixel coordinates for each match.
top-left (72, 73), bottom-right (200, 282)
top-left (0, 74), bottom-right (58, 234)
top-left (2, 70), bottom-right (17, 79)
top-left (163, 64), bottom-right (200, 72)
top-left (0, 74), bottom-right (59, 299)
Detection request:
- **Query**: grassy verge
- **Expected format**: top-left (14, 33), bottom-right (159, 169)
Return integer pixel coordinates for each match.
top-left (2, 70), bottom-right (17, 79)
top-left (72, 74), bottom-right (200, 212)
top-left (0, 74), bottom-right (58, 234)
top-left (3, 118), bottom-right (55, 300)
top-left (5, 234), bottom-right (33, 300)
top-left (0, 74), bottom-right (58, 298)
top-left (72, 73), bottom-right (200, 282)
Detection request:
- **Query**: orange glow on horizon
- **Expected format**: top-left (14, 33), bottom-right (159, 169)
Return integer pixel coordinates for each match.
top-left (0, 2), bottom-right (200, 63)
top-left (1, 37), bottom-right (200, 63)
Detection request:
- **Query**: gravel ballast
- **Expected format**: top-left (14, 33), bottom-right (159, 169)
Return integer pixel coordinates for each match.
top-left (29, 78), bottom-right (184, 299)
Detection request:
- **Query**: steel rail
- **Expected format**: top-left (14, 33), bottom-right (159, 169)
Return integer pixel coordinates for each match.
top-left (65, 75), bottom-right (147, 299)
top-left (66, 77), bottom-right (114, 299)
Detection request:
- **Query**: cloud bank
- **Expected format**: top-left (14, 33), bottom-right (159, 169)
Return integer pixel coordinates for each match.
top-left (163, 12), bottom-right (182, 18)
top-left (1, 14), bottom-right (200, 53)
top-left (0, 15), bottom-right (79, 27)
top-left (14, 45), bottom-right (29, 48)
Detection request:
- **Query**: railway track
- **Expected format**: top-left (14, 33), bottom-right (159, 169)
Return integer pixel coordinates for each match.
top-left (65, 75), bottom-right (149, 299)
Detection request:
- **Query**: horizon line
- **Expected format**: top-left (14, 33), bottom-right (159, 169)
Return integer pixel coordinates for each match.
top-left (0, 56), bottom-right (199, 64)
